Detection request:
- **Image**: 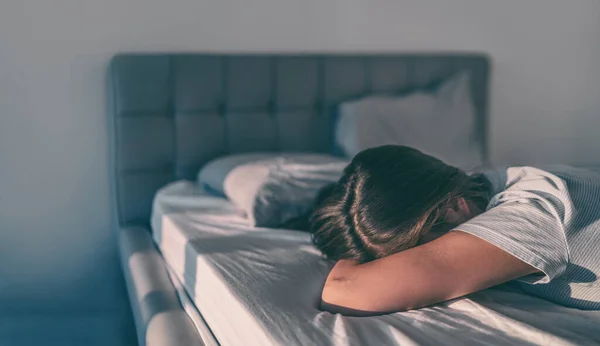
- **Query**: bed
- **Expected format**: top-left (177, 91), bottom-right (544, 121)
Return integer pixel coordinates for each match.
top-left (109, 53), bottom-right (600, 346)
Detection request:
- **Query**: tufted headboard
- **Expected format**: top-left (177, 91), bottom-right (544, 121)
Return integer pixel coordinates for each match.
top-left (109, 53), bottom-right (491, 227)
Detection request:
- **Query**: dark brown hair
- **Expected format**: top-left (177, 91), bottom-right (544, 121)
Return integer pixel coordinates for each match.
top-left (310, 145), bottom-right (490, 264)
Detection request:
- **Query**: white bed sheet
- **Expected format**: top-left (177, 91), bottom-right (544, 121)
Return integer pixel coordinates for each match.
top-left (152, 181), bottom-right (600, 346)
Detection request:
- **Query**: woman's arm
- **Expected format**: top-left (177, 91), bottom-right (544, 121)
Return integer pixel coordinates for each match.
top-left (321, 231), bottom-right (539, 314)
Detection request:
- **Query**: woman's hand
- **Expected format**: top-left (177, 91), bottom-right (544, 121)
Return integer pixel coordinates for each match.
top-left (320, 231), bottom-right (539, 315)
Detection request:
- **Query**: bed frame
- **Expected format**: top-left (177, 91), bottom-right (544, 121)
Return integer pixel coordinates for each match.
top-left (109, 53), bottom-right (491, 346)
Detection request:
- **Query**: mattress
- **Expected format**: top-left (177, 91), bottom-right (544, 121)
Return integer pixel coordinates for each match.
top-left (152, 181), bottom-right (600, 346)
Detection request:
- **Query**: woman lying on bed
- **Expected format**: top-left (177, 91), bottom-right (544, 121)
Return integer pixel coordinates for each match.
top-left (305, 145), bottom-right (600, 314)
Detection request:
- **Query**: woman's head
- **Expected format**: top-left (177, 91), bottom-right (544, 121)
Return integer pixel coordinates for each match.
top-left (310, 145), bottom-right (490, 263)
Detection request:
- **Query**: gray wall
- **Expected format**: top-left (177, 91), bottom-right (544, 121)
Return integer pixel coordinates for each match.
top-left (1, 0), bottom-right (599, 344)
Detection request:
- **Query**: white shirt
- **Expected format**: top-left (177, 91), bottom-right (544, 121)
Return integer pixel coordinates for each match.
top-left (456, 166), bottom-right (600, 310)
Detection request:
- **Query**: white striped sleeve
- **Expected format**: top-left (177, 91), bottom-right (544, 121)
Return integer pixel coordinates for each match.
top-left (454, 200), bottom-right (569, 284)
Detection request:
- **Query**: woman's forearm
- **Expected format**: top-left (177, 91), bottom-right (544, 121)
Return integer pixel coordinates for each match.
top-left (321, 259), bottom-right (414, 313)
top-left (319, 232), bottom-right (538, 315)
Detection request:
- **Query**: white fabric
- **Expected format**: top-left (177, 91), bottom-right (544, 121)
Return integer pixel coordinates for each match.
top-left (198, 152), bottom-right (342, 195)
top-left (223, 156), bottom-right (347, 227)
top-left (335, 72), bottom-right (483, 170)
top-left (152, 182), bottom-right (600, 346)
top-left (457, 166), bottom-right (600, 309)
top-left (198, 152), bottom-right (280, 194)
top-left (166, 264), bottom-right (220, 346)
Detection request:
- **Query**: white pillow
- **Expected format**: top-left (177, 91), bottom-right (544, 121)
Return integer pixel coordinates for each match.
top-left (198, 152), bottom-right (339, 195)
top-left (223, 156), bottom-right (348, 227)
top-left (198, 153), bottom-right (281, 195)
top-left (335, 72), bottom-right (483, 170)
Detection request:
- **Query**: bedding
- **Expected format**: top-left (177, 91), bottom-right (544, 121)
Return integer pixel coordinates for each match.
top-left (223, 155), bottom-right (348, 227)
top-left (111, 53), bottom-right (493, 346)
top-left (335, 72), bottom-right (483, 170)
top-left (198, 153), bottom-right (344, 195)
top-left (152, 182), bottom-right (600, 346)
top-left (198, 153), bottom-right (280, 195)
top-left (166, 264), bottom-right (220, 346)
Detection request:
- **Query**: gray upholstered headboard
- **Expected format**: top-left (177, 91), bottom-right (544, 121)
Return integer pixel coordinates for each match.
top-left (109, 53), bottom-right (491, 227)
